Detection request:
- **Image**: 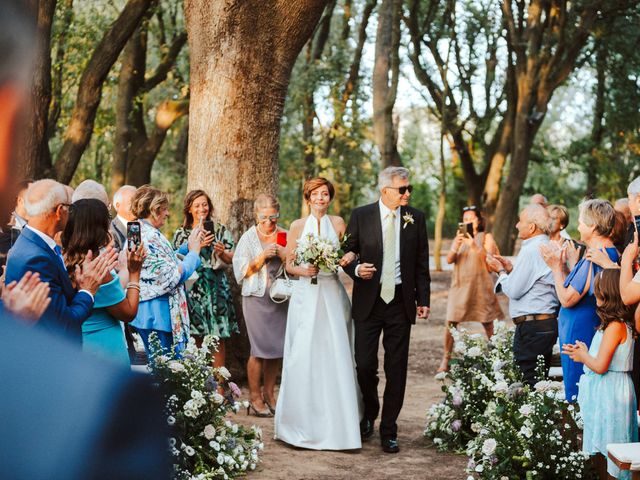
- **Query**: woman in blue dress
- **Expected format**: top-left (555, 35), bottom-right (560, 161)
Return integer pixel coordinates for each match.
top-left (62, 199), bottom-right (147, 366)
top-left (541, 199), bottom-right (620, 401)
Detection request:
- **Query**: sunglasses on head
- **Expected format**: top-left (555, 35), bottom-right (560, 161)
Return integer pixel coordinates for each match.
top-left (258, 213), bottom-right (280, 222)
top-left (462, 205), bottom-right (478, 212)
top-left (386, 185), bottom-right (413, 195)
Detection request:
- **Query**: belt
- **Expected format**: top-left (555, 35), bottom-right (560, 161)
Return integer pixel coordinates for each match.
top-left (512, 313), bottom-right (557, 325)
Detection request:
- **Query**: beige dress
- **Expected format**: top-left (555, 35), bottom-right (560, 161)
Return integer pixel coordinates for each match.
top-left (446, 232), bottom-right (504, 324)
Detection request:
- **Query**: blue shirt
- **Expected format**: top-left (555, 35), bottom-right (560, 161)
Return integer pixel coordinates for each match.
top-left (495, 234), bottom-right (559, 318)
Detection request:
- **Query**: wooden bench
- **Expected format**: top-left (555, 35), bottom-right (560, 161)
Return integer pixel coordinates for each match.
top-left (608, 443), bottom-right (640, 479)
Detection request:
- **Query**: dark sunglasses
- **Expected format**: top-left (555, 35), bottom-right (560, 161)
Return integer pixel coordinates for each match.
top-left (386, 185), bottom-right (413, 195)
top-left (258, 213), bottom-right (280, 222)
top-left (462, 205), bottom-right (478, 212)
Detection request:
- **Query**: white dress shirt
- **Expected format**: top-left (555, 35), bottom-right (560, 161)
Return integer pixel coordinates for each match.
top-left (25, 225), bottom-right (94, 301)
top-left (378, 199), bottom-right (401, 284)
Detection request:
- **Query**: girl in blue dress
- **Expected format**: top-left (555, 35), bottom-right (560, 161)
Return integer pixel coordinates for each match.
top-left (542, 199), bottom-right (620, 401)
top-left (563, 269), bottom-right (637, 479)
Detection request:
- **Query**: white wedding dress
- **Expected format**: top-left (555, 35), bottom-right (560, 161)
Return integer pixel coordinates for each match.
top-left (274, 214), bottom-right (362, 450)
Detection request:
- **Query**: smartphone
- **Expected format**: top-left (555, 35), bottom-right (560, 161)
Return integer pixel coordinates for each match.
top-left (277, 231), bottom-right (287, 247)
top-left (457, 222), bottom-right (474, 237)
top-left (126, 221), bottom-right (141, 251)
top-left (202, 219), bottom-right (214, 235)
top-left (215, 224), bottom-right (227, 243)
top-left (635, 215), bottom-right (640, 245)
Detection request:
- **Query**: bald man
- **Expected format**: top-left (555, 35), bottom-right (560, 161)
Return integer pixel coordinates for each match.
top-left (486, 205), bottom-right (559, 385)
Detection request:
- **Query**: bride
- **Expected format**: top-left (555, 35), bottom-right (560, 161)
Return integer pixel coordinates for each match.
top-left (274, 177), bottom-right (362, 450)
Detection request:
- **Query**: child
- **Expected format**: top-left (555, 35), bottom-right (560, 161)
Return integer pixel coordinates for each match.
top-left (563, 268), bottom-right (638, 479)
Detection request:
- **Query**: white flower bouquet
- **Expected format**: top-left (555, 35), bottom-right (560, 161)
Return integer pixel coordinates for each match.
top-left (294, 233), bottom-right (347, 284)
top-left (148, 335), bottom-right (263, 479)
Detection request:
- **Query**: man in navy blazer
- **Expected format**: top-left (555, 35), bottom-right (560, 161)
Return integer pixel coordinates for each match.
top-left (5, 180), bottom-right (116, 342)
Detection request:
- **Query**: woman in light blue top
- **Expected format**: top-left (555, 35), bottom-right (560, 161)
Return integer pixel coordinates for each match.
top-left (129, 185), bottom-right (202, 355)
top-left (62, 199), bottom-right (146, 366)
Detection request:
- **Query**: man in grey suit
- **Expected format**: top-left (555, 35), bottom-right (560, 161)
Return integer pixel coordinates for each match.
top-left (110, 185), bottom-right (137, 250)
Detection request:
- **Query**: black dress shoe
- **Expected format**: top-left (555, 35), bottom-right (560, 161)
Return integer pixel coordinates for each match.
top-left (381, 438), bottom-right (400, 453)
top-left (360, 419), bottom-right (374, 440)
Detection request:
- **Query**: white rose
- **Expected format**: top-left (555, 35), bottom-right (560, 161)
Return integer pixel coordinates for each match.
top-left (519, 426), bottom-right (533, 438)
top-left (167, 415), bottom-right (176, 426)
top-left (519, 404), bottom-right (534, 417)
top-left (475, 464), bottom-right (484, 473)
top-left (184, 446), bottom-right (195, 456)
top-left (204, 424), bottom-right (216, 440)
top-left (482, 438), bottom-right (497, 456)
top-left (467, 346), bottom-right (482, 358)
top-left (209, 441), bottom-right (221, 451)
top-left (217, 453), bottom-right (225, 465)
top-left (454, 341), bottom-right (467, 354)
top-left (434, 371), bottom-right (447, 381)
top-left (492, 381), bottom-right (508, 394)
top-left (168, 361), bottom-right (185, 373)
top-left (213, 393), bottom-right (225, 404)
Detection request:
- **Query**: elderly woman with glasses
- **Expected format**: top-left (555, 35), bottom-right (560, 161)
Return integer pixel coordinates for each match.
top-left (233, 194), bottom-right (288, 417)
top-left (438, 205), bottom-right (504, 373)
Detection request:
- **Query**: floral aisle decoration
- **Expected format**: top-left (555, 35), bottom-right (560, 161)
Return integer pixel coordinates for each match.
top-left (148, 335), bottom-right (263, 479)
top-left (425, 323), bottom-right (589, 479)
top-left (425, 321), bottom-right (522, 452)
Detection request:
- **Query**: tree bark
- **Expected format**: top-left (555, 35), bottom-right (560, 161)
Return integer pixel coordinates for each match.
top-left (372, 0), bottom-right (401, 167)
top-left (19, 0), bottom-right (57, 179)
top-left (586, 44), bottom-right (607, 198)
top-left (185, 0), bottom-right (328, 377)
top-left (53, 0), bottom-right (157, 184)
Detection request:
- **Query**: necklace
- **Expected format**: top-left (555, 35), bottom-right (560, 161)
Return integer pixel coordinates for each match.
top-left (257, 224), bottom-right (277, 238)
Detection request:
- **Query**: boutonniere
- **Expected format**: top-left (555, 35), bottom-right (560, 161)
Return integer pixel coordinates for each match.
top-left (402, 212), bottom-right (414, 229)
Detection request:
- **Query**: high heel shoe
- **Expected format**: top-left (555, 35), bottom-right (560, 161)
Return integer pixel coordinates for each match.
top-left (264, 399), bottom-right (276, 415)
top-left (247, 402), bottom-right (273, 418)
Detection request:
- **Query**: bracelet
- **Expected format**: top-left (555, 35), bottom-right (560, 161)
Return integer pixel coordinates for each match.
top-left (126, 282), bottom-right (140, 292)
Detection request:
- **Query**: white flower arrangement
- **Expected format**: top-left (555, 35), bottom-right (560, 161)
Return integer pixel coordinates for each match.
top-left (147, 334), bottom-right (262, 479)
top-left (425, 322), bottom-right (588, 479)
top-left (294, 232), bottom-right (348, 283)
top-left (402, 212), bottom-right (414, 229)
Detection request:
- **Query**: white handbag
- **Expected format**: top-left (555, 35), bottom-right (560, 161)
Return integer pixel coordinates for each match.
top-left (269, 264), bottom-right (295, 303)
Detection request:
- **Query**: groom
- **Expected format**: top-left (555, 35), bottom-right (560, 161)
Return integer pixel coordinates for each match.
top-left (344, 166), bottom-right (430, 454)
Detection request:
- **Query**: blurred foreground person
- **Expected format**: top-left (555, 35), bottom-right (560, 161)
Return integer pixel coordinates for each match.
top-left (0, 2), bottom-right (169, 478)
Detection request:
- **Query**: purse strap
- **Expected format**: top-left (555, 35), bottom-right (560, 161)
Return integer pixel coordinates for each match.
top-left (273, 261), bottom-right (290, 281)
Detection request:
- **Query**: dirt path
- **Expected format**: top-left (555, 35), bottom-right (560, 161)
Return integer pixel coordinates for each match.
top-left (232, 270), bottom-right (504, 479)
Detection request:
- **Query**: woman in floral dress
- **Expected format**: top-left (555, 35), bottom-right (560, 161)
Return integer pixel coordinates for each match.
top-left (173, 190), bottom-right (238, 367)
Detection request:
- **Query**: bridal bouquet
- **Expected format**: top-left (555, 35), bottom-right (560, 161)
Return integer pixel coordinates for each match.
top-left (294, 233), bottom-right (347, 284)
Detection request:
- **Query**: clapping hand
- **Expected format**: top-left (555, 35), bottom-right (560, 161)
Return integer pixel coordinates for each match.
top-left (622, 231), bottom-right (639, 267)
top-left (76, 247), bottom-right (119, 295)
top-left (540, 242), bottom-right (565, 271)
top-left (565, 240), bottom-right (581, 268)
top-left (127, 244), bottom-right (147, 275)
top-left (562, 341), bottom-right (588, 363)
top-left (2, 271), bottom-right (52, 322)
top-left (187, 226), bottom-right (204, 254)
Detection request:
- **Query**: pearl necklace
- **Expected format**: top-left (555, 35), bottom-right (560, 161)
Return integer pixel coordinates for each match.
top-left (256, 225), bottom-right (277, 238)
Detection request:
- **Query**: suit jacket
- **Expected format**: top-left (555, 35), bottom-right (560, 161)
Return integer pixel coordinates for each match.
top-left (344, 202), bottom-right (430, 323)
top-left (0, 312), bottom-right (170, 480)
top-left (110, 218), bottom-right (127, 251)
top-left (5, 227), bottom-right (93, 342)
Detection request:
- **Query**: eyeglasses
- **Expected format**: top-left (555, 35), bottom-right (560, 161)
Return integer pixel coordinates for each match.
top-left (462, 205), bottom-right (478, 212)
top-left (258, 213), bottom-right (280, 222)
top-left (386, 185), bottom-right (413, 195)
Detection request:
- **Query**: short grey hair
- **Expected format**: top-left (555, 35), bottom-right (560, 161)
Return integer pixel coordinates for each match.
top-left (72, 179), bottom-right (109, 207)
top-left (628, 177), bottom-right (640, 197)
top-left (378, 166), bottom-right (409, 191)
top-left (24, 179), bottom-right (68, 217)
top-left (523, 204), bottom-right (550, 234)
top-left (113, 185), bottom-right (136, 206)
top-left (579, 198), bottom-right (615, 238)
top-left (253, 194), bottom-right (279, 216)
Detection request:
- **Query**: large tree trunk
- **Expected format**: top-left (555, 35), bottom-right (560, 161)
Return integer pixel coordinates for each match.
top-left (19, 0), bottom-right (56, 179)
top-left (372, 0), bottom-right (401, 167)
top-left (184, 0), bottom-right (328, 377)
top-left (586, 44), bottom-right (607, 197)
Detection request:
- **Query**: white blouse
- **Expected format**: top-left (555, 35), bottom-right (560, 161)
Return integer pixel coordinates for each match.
top-left (233, 226), bottom-right (268, 297)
